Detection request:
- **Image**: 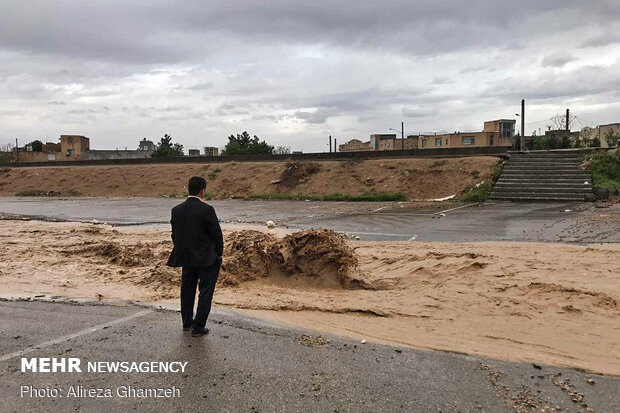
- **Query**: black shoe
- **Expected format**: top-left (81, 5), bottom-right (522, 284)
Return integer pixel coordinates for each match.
top-left (191, 328), bottom-right (209, 337)
top-left (183, 327), bottom-right (191, 331)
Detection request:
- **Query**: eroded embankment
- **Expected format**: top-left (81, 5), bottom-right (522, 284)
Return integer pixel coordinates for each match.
top-left (0, 157), bottom-right (499, 200)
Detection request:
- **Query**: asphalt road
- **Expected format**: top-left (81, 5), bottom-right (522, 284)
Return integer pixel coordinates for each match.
top-left (0, 197), bottom-right (618, 242)
top-left (1, 300), bottom-right (618, 413)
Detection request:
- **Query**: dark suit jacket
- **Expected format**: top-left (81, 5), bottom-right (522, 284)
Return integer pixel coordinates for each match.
top-left (167, 197), bottom-right (223, 268)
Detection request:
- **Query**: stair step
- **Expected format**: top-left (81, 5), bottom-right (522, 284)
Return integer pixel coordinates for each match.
top-left (509, 152), bottom-right (588, 157)
top-left (510, 155), bottom-right (584, 159)
top-left (490, 192), bottom-right (586, 199)
top-left (495, 182), bottom-right (592, 187)
top-left (492, 187), bottom-right (591, 193)
top-left (497, 178), bottom-right (591, 182)
top-left (498, 184), bottom-right (591, 188)
top-left (489, 196), bottom-right (587, 202)
top-left (493, 150), bottom-right (594, 202)
top-left (501, 173), bottom-right (590, 177)
top-left (505, 163), bottom-right (582, 167)
top-left (504, 167), bottom-right (584, 172)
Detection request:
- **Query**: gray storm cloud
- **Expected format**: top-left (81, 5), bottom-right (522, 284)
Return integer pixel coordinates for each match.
top-left (1, 0), bottom-right (619, 151)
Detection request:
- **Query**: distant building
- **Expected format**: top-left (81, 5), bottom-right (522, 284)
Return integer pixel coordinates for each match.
top-left (204, 147), bottom-right (219, 156)
top-left (418, 119), bottom-right (516, 150)
top-left (338, 139), bottom-right (371, 152)
top-left (42, 142), bottom-right (60, 153)
top-left (14, 135), bottom-right (156, 162)
top-left (138, 138), bottom-right (156, 151)
top-left (188, 149), bottom-right (200, 156)
top-left (543, 129), bottom-right (580, 145)
top-left (597, 123), bottom-right (620, 147)
top-left (483, 119), bottom-right (516, 140)
top-left (338, 120), bottom-right (515, 153)
top-left (370, 134), bottom-right (397, 150)
top-left (81, 149), bottom-right (153, 160)
top-left (60, 135), bottom-right (90, 157)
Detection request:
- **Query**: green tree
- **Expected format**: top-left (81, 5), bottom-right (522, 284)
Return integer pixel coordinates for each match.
top-left (26, 140), bottom-right (43, 152)
top-left (604, 130), bottom-right (620, 147)
top-left (221, 131), bottom-right (274, 155)
top-left (151, 134), bottom-right (184, 157)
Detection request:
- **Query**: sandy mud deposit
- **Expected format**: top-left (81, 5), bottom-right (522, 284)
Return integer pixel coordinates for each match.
top-left (220, 229), bottom-right (365, 289)
top-left (0, 220), bottom-right (619, 375)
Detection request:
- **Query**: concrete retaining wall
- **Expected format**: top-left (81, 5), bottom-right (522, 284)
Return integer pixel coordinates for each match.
top-left (9, 146), bottom-right (510, 168)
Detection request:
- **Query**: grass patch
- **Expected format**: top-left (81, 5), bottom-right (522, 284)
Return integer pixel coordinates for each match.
top-left (249, 192), bottom-right (407, 202)
top-left (586, 151), bottom-right (620, 191)
top-left (459, 160), bottom-right (504, 203)
top-left (206, 168), bottom-right (221, 181)
top-left (460, 181), bottom-right (493, 202)
top-left (16, 189), bottom-right (82, 197)
top-left (16, 189), bottom-right (46, 196)
top-left (164, 191), bottom-right (213, 200)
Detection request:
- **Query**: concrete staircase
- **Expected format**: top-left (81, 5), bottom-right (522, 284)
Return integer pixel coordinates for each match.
top-left (490, 151), bottom-right (593, 201)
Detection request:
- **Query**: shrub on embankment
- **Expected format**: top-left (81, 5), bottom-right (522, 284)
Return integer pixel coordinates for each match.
top-left (586, 150), bottom-right (620, 192)
top-left (459, 161), bottom-right (504, 203)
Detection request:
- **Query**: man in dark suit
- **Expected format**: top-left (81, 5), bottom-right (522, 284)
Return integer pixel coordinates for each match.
top-left (167, 176), bottom-right (223, 337)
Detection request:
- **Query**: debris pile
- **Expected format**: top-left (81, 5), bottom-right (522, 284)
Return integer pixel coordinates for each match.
top-left (278, 162), bottom-right (320, 187)
top-left (219, 229), bottom-right (361, 288)
top-left (219, 230), bottom-right (284, 286)
top-left (73, 241), bottom-right (165, 267)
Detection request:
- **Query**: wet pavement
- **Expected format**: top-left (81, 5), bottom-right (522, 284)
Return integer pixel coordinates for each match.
top-left (0, 197), bottom-right (618, 242)
top-left (1, 300), bottom-right (618, 413)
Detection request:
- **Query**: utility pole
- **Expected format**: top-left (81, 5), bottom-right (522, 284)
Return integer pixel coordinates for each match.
top-left (565, 108), bottom-right (570, 131)
top-left (521, 99), bottom-right (525, 151)
top-left (15, 138), bottom-right (18, 163)
top-left (401, 121), bottom-right (405, 151)
top-left (334, 138), bottom-right (337, 152)
top-left (329, 135), bottom-right (332, 153)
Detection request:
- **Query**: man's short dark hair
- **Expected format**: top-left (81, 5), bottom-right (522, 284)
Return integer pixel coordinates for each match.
top-left (188, 176), bottom-right (207, 195)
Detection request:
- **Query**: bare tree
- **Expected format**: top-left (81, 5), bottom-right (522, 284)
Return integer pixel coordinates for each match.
top-left (0, 143), bottom-right (14, 165)
top-left (273, 145), bottom-right (291, 155)
top-left (578, 127), bottom-right (598, 148)
top-left (547, 113), bottom-right (577, 131)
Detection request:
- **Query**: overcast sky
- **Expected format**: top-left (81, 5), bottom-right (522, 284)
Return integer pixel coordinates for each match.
top-left (1, 0), bottom-right (619, 153)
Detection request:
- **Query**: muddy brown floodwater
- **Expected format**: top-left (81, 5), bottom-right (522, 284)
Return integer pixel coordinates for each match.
top-left (0, 219), bottom-right (618, 375)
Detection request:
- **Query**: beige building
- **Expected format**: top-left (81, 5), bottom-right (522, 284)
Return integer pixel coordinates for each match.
top-left (339, 119), bottom-right (515, 152)
top-left (418, 119), bottom-right (515, 149)
top-left (60, 135), bottom-right (90, 157)
top-left (204, 146), bottom-right (219, 156)
top-left (597, 123), bottom-right (620, 148)
top-left (12, 136), bottom-right (89, 162)
top-left (338, 139), bottom-right (371, 152)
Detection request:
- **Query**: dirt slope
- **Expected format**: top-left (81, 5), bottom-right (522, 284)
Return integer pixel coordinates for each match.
top-left (0, 157), bottom-right (499, 200)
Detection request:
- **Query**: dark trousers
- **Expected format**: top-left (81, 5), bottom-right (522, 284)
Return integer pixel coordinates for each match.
top-left (180, 262), bottom-right (220, 331)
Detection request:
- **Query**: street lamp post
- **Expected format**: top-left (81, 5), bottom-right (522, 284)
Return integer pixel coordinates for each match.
top-left (389, 122), bottom-right (406, 152)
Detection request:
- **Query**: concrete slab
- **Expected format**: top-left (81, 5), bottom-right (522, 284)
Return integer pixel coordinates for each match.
top-left (1, 198), bottom-right (618, 243)
top-left (1, 301), bottom-right (617, 412)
